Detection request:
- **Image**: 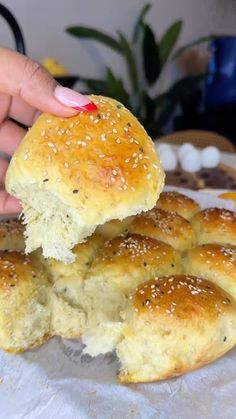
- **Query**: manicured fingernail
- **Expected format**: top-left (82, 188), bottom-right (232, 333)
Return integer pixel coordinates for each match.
top-left (73, 102), bottom-right (97, 111)
top-left (54, 86), bottom-right (96, 110)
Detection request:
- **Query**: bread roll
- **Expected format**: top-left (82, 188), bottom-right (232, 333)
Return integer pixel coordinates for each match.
top-left (44, 234), bottom-right (103, 339)
top-left (95, 218), bottom-right (131, 240)
top-left (128, 208), bottom-right (195, 253)
top-left (185, 243), bottom-right (236, 300)
top-left (0, 219), bottom-right (25, 251)
top-left (0, 251), bottom-right (51, 353)
top-left (191, 208), bottom-right (236, 246)
top-left (87, 234), bottom-right (183, 296)
top-left (116, 275), bottom-right (236, 383)
top-left (6, 95), bottom-right (164, 263)
top-left (82, 234), bottom-right (182, 356)
top-left (155, 191), bottom-right (200, 219)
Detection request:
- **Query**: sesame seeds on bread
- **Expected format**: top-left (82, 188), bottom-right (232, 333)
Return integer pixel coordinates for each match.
top-left (128, 208), bottom-right (196, 253)
top-left (0, 190), bottom-right (236, 384)
top-left (117, 275), bottom-right (236, 383)
top-left (0, 219), bottom-right (25, 251)
top-left (185, 243), bottom-right (236, 300)
top-left (155, 191), bottom-right (200, 219)
top-left (5, 95), bottom-right (164, 263)
top-left (191, 208), bottom-right (236, 246)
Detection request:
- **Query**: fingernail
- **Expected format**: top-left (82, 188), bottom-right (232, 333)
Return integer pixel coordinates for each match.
top-left (73, 102), bottom-right (97, 111)
top-left (54, 86), bottom-right (97, 111)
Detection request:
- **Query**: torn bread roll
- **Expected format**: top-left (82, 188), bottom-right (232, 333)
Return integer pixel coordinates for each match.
top-left (6, 95), bottom-right (164, 263)
top-left (0, 251), bottom-right (51, 353)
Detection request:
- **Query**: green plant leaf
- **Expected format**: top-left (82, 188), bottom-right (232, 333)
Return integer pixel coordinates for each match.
top-left (159, 20), bottom-right (183, 66)
top-left (142, 24), bottom-right (161, 85)
top-left (106, 68), bottom-right (130, 108)
top-left (174, 34), bottom-right (219, 58)
top-left (66, 26), bottom-right (122, 52)
top-left (133, 3), bottom-right (151, 43)
top-left (118, 31), bottom-right (139, 93)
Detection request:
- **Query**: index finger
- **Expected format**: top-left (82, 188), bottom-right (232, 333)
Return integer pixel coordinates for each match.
top-left (0, 48), bottom-right (81, 117)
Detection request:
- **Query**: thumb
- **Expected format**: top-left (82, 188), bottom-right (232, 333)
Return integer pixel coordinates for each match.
top-left (0, 48), bottom-right (96, 117)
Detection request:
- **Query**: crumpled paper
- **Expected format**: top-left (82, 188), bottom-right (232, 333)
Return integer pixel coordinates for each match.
top-left (0, 189), bottom-right (236, 419)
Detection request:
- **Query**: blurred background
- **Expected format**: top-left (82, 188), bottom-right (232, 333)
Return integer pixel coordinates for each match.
top-left (0, 0), bottom-right (236, 148)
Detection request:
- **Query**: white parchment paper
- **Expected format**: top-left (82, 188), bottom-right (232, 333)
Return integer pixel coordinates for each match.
top-left (0, 189), bottom-right (236, 419)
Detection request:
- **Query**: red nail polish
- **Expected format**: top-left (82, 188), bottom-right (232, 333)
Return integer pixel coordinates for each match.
top-left (73, 102), bottom-right (98, 112)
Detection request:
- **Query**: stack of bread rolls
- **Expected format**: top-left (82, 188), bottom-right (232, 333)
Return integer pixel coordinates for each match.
top-left (0, 191), bottom-right (235, 384)
top-left (2, 96), bottom-right (236, 383)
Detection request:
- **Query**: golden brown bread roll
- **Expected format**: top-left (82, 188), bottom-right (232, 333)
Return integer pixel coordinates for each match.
top-left (155, 191), bottom-right (200, 219)
top-left (116, 275), bottom-right (236, 383)
top-left (127, 208), bottom-right (196, 253)
top-left (191, 208), bottom-right (236, 246)
top-left (0, 219), bottom-right (25, 251)
top-left (6, 95), bottom-right (164, 263)
top-left (0, 251), bottom-right (51, 353)
top-left (87, 234), bottom-right (183, 296)
top-left (185, 243), bottom-right (236, 300)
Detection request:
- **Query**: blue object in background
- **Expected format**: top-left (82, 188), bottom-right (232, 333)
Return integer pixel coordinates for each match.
top-left (206, 36), bottom-right (236, 106)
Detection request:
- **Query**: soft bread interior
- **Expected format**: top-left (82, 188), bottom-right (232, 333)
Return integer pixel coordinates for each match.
top-left (20, 188), bottom-right (95, 263)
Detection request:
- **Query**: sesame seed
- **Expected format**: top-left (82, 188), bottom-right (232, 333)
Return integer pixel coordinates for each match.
top-left (69, 122), bottom-right (74, 128)
top-left (113, 129), bottom-right (118, 134)
top-left (131, 186), bottom-right (135, 191)
top-left (121, 177), bottom-right (125, 183)
top-left (112, 170), bottom-right (118, 176)
top-left (41, 130), bottom-right (46, 137)
top-left (111, 177), bottom-right (116, 183)
top-left (47, 142), bottom-right (55, 148)
top-left (116, 138), bottom-right (121, 144)
top-left (64, 162), bottom-right (69, 168)
top-left (153, 164), bottom-right (158, 169)
top-left (125, 158), bottom-right (130, 163)
top-left (86, 135), bottom-right (91, 141)
top-left (133, 164), bottom-right (138, 168)
top-left (46, 119), bottom-right (52, 123)
top-left (99, 154), bottom-right (105, 158)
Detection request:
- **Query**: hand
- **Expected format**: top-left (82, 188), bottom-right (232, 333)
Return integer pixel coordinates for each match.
top-left (0, 48), bottom-right (95, 214)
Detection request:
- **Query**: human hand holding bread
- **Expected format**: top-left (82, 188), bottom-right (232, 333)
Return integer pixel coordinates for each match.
top-left (1, 49), bottom-right (236, 384)
top-left (0, 47), bottom-right (96, 214)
